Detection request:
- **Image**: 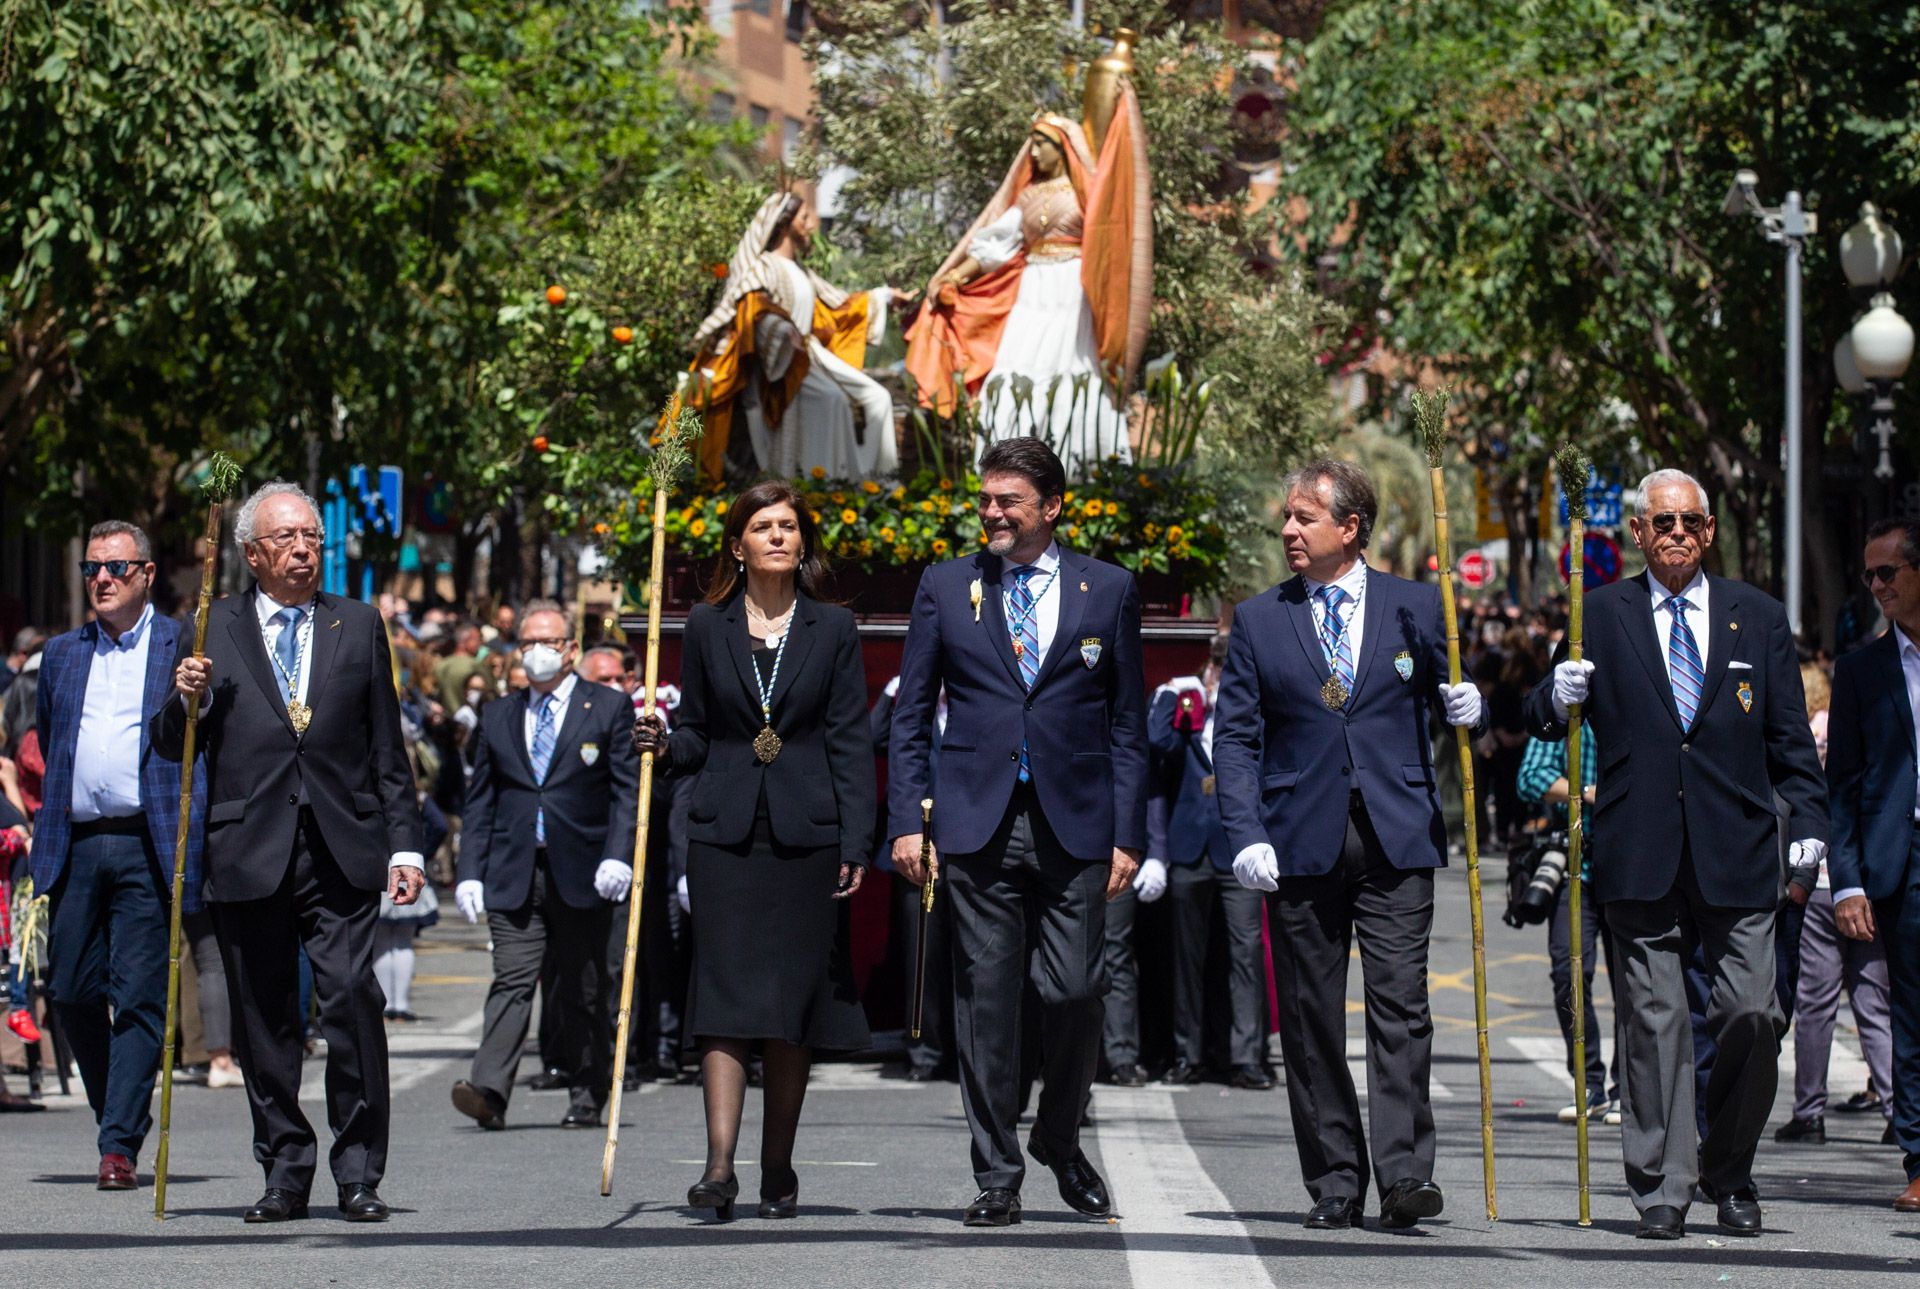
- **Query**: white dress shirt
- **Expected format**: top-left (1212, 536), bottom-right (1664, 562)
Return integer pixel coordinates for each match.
top-left (1646, 567), bottom-right (1710, 677)
top-left (523, 672), bottom-right (579, 756)
top-left (70, 603), bottom-right (155, 822)
top-left (257, 588), bottom-right (317, 702)
top-left (1303, 560), bottom-right (1370, 668)
top-left (999, 541), bottom-right (1063, 670)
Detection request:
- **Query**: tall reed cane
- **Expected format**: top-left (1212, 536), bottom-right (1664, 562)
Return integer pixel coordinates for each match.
top-left (1412, 387), bottom-right (1497, 1221)
top-left (154, 452), bottom-right (243, 1219)
top-left (603, 406), bottom-right (701, 1196)
top-left (1556, 444), bottom-right (1594, 1225)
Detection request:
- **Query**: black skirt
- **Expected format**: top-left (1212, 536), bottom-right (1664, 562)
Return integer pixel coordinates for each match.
top-left (684, 796), bottom-right (870, 1052)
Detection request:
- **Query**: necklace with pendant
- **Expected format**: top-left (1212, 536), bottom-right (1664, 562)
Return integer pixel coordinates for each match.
top-left (266, 609), bottom-right (313, 734)
top-left (1004, 565), bottom-right (1059, 661)
top-left (750, 616), bottom-right (792, 763)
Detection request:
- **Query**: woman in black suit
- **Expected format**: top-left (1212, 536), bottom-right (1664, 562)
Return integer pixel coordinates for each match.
top-left (633, 479), bottom-right (874, 1221)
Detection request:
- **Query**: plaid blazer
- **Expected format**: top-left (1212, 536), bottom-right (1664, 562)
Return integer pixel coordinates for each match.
top-left (32, 611), bottom-right (207, 911)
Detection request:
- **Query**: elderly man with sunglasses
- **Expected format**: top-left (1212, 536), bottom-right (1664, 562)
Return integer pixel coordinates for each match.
top-left (1526, 468), bottom-right (1826, 1241)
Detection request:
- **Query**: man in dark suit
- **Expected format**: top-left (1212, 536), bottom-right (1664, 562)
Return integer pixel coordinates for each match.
top-left (32, 521), bottom-right (205, 1191)
top-left (160, 481), bottom-right (425, 1224)
top-left (1214, 458), bottom-right (1485, 1233)
top-left (1149, 633), bottom-right (1273, 1091)
top-left (450, 599), bottom-right (638, 1129)
top-left (1825, 517), bottom-right (1920, 1215)
top-left (1526, 468), bottom-right (1826, 1239)
top-left (889, 437), bottom-right (1148, 1227)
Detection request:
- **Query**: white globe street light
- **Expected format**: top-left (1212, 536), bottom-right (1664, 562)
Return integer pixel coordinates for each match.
top-left (1834, 333), bottom-right (1868, 396)
top-left (1840, 203), bottom-right (1904, 294)
top-left (1850, 292), bottom-right (1914, 480)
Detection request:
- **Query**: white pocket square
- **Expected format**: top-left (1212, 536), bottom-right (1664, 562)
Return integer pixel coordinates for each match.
top-left (1728, 660), bottom-right (1753, 670)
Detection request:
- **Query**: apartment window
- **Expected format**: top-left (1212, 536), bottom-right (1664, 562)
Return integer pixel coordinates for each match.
top-left (747, 0), bottom-right (772, 15)
top-left (749, 104), bottom-right (771, 132)
top-left (785, 0), bottom-right (809, 41)
top-left (706, 0), bottom-right (733, 37)
top-left (783, 117), bottom-right (803, 162)
top-left (709, 90), bottom-right (736, 123)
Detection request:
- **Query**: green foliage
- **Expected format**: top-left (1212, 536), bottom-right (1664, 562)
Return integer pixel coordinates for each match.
top-left (1556, 444), bottom-right (1592, 520)
top-left (1410, 386), bottom-right (1453, 469)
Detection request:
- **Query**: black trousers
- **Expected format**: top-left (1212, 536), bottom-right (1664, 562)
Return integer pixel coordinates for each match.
top-left (1168, 863), bottom-right (1265, 1069)
top-left (212, 812), bottom-right (388, 1195)
top-left (476, 858), bottom-right (613, 1113)
top-left (1269, 793), bottom-right (1436, 1204)
top-left (945, 785), bottom-right (1107, 1192)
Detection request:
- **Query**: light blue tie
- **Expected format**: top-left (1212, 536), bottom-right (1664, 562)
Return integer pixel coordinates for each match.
top-left (531, 693), bottom-right (556, 844)
top-left (1009, 565), bottom-right (1039, 783)
top-left (1316, 585), bottom-right (1355, 692)
top-left (273, 606), bottom-right (303, 705)
top-left (1664, 595), bottom-right (1704, 730)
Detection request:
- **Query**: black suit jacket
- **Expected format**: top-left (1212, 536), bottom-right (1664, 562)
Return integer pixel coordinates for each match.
top-left (456, 676), bottom-right (641, 911)
top-left (1826, 630), bottom-right (1918, 901)
top-left (663, 590), bottom-right (875, 869)
top-left (152, 589), bottom-right (424, 903)
top-left (1524, 572), bottom-right (1826, 908)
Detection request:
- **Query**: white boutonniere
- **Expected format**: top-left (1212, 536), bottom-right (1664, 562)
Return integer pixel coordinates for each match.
top-left (970, 577), bottom-right (983, 622)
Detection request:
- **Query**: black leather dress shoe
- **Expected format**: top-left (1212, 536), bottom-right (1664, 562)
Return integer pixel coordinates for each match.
top-left (1028, 1133), bottom-right (1111, 1216)
top-left (1636, 1204), bottom-right (1685, 1240)
top-left (527, 1068), bottom-right (571, 1091)
top-left (964, 1187), bottom-right (1022, 1227)
top-left (338, 1184), bottom-right (389, 1222)
top-left (1304, 1195), bottom-right (1360, 1229)
top-left (1229, 1064), bottom-right (1275, 1091)
top-left (687, 1174), bottom-right (739, 1221)
top-left (1709, 1185), bottom-right (1762, 1236)
top-left (451, 1080), bottom-right (506, 1130)
top-left (1107, 1063), bottom-right (1147, 1088)
top-left (243, 1189), bottom-right (309, 1223)
top-left (1774, 1115), bottom-right (1826, 1144)
top-left (1377, 1178), bottom-right (1444, 1229)
top-left (1162, 1061), bottom-right (1204, 1085)
top-left (560, 1105), bottom-right (601, 1129)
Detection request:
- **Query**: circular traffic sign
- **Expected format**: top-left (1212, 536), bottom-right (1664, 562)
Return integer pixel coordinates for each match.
top-left (1560, 532), bottom-right (1623, 586)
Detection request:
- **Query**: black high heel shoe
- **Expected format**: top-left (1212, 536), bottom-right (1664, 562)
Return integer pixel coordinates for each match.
top-left (687, 1173), bottom-right (739, 1221)
top-left (758, 1166), bottom-right (799, 1219)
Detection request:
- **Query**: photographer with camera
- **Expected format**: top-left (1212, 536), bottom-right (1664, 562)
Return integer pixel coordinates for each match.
top-left (1514, 731), bottom-right (1619, 1126)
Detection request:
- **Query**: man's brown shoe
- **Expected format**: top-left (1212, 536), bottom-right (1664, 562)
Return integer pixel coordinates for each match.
top-left (1895, 1177), bottom-right (1920, 1214)
top-left (97, 1154), bottom-right (137, 1190)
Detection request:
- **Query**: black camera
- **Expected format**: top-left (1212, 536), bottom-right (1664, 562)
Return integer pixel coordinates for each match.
top-left (1503, 831), bottom-right (1570, 928)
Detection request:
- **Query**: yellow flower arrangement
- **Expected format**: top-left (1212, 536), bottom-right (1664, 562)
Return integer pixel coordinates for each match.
top-left (879, 526), bottom-right (896, 543)
top-left (931, 538), bottom-right (950, 556)
top-left (841, 508), bottom-right (858, 525)
top-left (689, 518), bottom-right (707, 538)
top-left (1166, 525), bottom-right (1184, 544)
top-left (1104, 501), bottom-right (1119, 517)
top-left (811, 466), bottom-right (827, 480)
top-left (862, 480), bottom-right (881, 494)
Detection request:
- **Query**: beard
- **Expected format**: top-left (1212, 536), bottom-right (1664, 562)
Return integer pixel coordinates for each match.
top-left (986, 526), bottom-right (1018, 556)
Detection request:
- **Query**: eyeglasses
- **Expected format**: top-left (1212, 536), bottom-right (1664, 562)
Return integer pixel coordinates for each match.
top-left (977, 492), bottom-right (1040, 512)
top-left (255, 528), bottom-right (322, 550)
top-left (1863, 563), bottom-right (1914, 588)
top-left (1647, 512), bottom-right (1708, 535)
top-left (518, 636), bottom-right (570, 651)
top-left (79, 559), bottom-right (146, 580)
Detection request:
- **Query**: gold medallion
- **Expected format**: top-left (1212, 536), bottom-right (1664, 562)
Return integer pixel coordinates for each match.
top-left (1321, 675), bottom-right (1349, 712)
top-left (753, 724), bottom-right (783, 764)
top-left (288, 699), bottom-right (312, 734)
top-left (1200, 774), bottom-right (1217, 797)
top-left (1011, 639), bottom-right (1025, 660)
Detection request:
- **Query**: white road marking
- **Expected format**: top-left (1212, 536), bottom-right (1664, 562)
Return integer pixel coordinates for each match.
top-left (1345, 1036), bottom-right (1455, 1098)
top-left (303, 1008), bottom-right (485, 1102)
top-left (1093, 1085), bottom-right (1278, 1289)
top-left (1508, 1035), bottom-right (1615, 1096)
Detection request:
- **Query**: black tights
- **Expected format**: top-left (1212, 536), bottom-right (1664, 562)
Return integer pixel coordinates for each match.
top-left (699, 1038), bottom-right (810, 1194)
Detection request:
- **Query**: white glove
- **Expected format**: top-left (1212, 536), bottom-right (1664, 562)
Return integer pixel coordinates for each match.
top-left (1233, 843), bottom-right (1279, 893)
top-left (455, 880), bottom-right (486, 924)
top-left (1788, 839), bottom-right (1827, 870)
top-left (1551, 659), bottom-right (1596, 721)
top-left (1132, 857), bottom-right (1169, 903)
top-left (1437, 682), bottom-right (1485, 729)
top-left (676, 874), bottom-right (691, 915)
top-left (594, 859), bottom-right (633, 902)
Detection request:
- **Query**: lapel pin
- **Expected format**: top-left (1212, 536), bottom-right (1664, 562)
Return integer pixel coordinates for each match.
top-left (329, 619), bottom-right (340, 630)
top-left (1737, 680), bottom-right (1753, 713)
top-left (1729, 622), bottom-right (1738, 631)
top-left (1079, 581), bottom-right (1088, 592)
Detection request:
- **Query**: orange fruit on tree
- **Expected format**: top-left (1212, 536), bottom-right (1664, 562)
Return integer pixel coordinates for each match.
top-left (611, 326), bottom-right (633, 345)
top-left (532, 435), bottom-right (550, 453)
top-left (545, 284), bottom-right (567, 306)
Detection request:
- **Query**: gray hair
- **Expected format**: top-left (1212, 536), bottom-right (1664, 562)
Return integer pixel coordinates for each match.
top-left (1634, 469), bottom-right (1710, 516)
top-left (1282, 458), bottom-right (1378, 549)
top-left (520, 597), bottom-right (572, 636)
top-left (234, 481), bottom-right (326, 549)
top-left (87, 520), bottom-right (152, 561)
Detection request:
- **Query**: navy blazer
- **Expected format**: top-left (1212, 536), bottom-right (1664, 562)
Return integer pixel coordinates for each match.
top-left (1524, 572), bottom-right (1826, 909)
top-left (33, 611), bottom-right (206, 910)
top-left (1146, 683), bottom-right (1232, 871)
top-left (887, 548), bottom-right (1148, 859)
top-left (457, 677), bottom-right (641, 912)
top-left (1826, 629), bottom-right (1917, 901)
top-left (1213, 568), bottom-right (1454, 876)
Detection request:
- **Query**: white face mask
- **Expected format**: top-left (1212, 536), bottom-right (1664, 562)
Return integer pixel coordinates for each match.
top-left (523, 644), bottom-right (566, 684)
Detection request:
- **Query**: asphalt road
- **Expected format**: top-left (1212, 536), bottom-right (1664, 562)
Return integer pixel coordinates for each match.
top-left (8, 870), bottom-right (1916, 1287)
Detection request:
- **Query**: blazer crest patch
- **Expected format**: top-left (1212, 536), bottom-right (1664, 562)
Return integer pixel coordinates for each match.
top-left (579, 741), bottom-right (601, 766)
top-left (1394, 650), bottom-right (1414, 682)
top-left (1736, 681), bottom-right (1753, 714)
top-left (1080, 637), bottom-right (1103, 668)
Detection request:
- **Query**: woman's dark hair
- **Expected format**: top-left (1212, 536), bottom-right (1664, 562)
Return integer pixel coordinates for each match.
top-left (762, 194), bottom-right (802, 252)
top-left (978, 436), bottom-right (1067, 502)
top-left (703, 480), bottom-right (835, 605)
top-left (1, 670), bottom-right (36, 758)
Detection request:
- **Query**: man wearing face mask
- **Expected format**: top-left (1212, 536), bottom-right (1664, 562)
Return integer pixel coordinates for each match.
top-left (1526, 469), bottom-right (1826, 1240)
top-left (450, 600), bottom-right (640, 1131)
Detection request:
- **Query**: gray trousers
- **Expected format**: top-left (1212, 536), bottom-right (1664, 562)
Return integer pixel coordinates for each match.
top-left (1100, 886), bottom-right (1140, 1067)
top-left (1269, 796), bottom-right (1436, 1203)
top-left (945, 786), bottom-right (1108, 1192)
top-left (470, 861), bottom-right (613, 1114)
top-left (1169, 864), bottom-right (1265, 1069)
top-left (1606, 856), bottom-right (1783, 1212)
top-left (1792, 887), bottom-right (1894, 1121)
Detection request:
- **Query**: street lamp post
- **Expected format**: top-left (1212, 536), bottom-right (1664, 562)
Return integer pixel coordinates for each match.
top-left (1726, 170), bottom-right (1817, 635)
top-left (1837, 204), bottom-right (1912, 483)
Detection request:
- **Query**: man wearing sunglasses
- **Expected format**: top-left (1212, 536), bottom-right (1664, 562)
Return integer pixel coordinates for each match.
top-left (1526, 468), bottom-right (1826, 1240)
top-left (155, 481), bottom-right (424, 1225)
top-left (1825, 518), bottom-right (1920, 1215)
top-left (30, 521), bottom-right (207, 1193)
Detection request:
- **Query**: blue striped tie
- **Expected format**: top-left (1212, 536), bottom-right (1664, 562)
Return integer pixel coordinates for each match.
top-left (1009, 565), bottom-right (1039, 782)
top-left (1664, 595), bottom-right (1704, 730)
top-left (273, 606), bottom-right (303, 705)
top-left (1316, 585), bottom-right (1356, 692)
top-left (531, 692), bottom-right (556, 844)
